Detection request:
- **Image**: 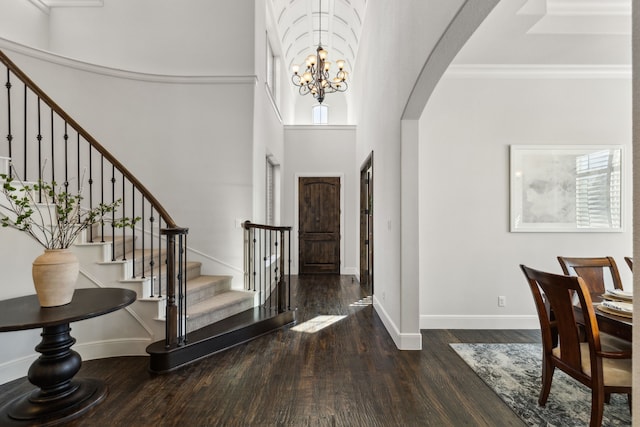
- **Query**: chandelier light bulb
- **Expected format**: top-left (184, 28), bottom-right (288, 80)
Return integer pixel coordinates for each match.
top-left (323, 61), bottom-right (331, 72)
top-left (318, 48), bottom-right (328, 61)
top-left (307, 54), bottom-right (317, 66)
top-left (336, 60), bottom-right (345, 70)
top-left (303, 72), bottom-right (313, 83)
top-left (292, 64), bottom-right (300, 75)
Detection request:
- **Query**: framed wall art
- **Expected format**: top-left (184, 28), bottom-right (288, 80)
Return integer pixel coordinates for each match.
top-left (510, 145), bottom-right (623, 232)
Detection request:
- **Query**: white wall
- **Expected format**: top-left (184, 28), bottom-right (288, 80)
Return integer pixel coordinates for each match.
top-left (0, 1), bottom-right (49, 50)
top-left (293, 95), bottom-right (350, 126)
top-left (252, 1), bottom-right (289, 223)
top-left (47, 0), bottom-right (256, 75)
top-left (419, 72), bottom-right (632, 328)
top-left (283, 126), bottom-right (357, 275)
top-left (351, 0), bottom-right (467, 349)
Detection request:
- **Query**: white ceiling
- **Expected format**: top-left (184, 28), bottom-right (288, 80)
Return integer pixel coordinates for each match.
top-left (269, 0), bottom-right (366, 76)
top-left (452, 0), bottom-right (631, 66)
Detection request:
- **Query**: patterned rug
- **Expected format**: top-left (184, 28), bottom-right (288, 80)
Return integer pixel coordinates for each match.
top-left (450, 343), bottom-right (631, 426)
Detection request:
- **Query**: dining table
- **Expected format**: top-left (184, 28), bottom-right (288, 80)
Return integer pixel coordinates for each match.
top-left (574, 299), bottom-right (632, 342)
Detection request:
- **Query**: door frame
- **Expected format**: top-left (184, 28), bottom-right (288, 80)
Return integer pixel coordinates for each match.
top-left (294, 173), bottom-right (344, 275)
top-left (360, 152), bottom-right (373, 294)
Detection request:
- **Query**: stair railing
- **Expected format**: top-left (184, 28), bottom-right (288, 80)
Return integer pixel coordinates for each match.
top-left (0, 49), bottom-right (188, 347)
top-left (242, 221), bottom-right (291, 313)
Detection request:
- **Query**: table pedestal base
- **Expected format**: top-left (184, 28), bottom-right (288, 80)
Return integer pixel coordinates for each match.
top-left (0, 378), bottom-right (106, 426)
top-left (0, 323), bottom-right (107, 425)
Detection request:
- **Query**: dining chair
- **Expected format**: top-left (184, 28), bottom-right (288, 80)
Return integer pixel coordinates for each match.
top-left (624, 257), bottom-right (632, 271)
top-left (557, 256), bottom-right (624, 298)
top-left (520, 265), bottom-right (631, 427)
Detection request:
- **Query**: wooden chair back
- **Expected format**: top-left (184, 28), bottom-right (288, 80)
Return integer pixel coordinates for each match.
top-left (557, 256), bottom-right (623, 297)
top-left (521, 264), bottom-right (631, 427)
top-left (521, 265), bottom-right (597, 378)
top-left (624, 257), bottom-right (632, 271)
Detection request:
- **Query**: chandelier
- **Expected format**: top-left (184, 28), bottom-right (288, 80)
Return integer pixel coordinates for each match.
top-left (291, 0), bottom-right (348, 104)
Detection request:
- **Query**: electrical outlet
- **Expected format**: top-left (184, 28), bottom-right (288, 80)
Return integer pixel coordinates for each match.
top-left (498, 296), bottom-right (506, 307)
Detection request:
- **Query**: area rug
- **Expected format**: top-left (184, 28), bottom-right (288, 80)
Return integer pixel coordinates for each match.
top-left (450, 343), bottom-right (631, 426)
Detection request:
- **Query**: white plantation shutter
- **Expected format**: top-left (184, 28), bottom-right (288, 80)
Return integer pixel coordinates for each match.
top-left (575, 150), bottom-right (621, 229)
top-left (266, 157), bottom-right (275, 225)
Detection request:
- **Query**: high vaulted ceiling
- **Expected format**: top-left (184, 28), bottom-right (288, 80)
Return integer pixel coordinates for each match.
top-left (269, 0), bottom-right (366, 78)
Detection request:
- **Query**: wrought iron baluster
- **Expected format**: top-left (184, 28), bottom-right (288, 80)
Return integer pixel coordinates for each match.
top-left (149, 208), bottom-right (156, 297)
top-left (270, 229), bottom-right (274, 309)
top-left (158, 219), bottom-right (163, 297)
top-left (130, 183), bottom-right (136, 275)
top-left (88, 145), bottom-right (94, 241)
top-left (76, 132), bottom-right (81, 224)
top-left (63, 122), bottom-right (69, 216)
top-left (121, 171), bottom-right (127, 263)
top-left (50, 109), bottom-right (54, 182)
top-left (252, 228), bottom-right (256, 293)
top-left (100, 154), bottom-right (105, 242)
top-left (180, 233), bottom-right (188, 345)
top-left (141, 194), bottom-right (146, 279)
top-left (36, 97), bottom-right (42, 201)
top-left (110, 164), bottom-right (115, 261)
top-left (22, 84), bottom-right (26, 179)
top-left (261, 229), bottom-right (266, 307)
top-left (5, 69), bottom-right (12, 165)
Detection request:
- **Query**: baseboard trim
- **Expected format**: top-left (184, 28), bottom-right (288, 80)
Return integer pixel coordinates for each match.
top-left (373, 296), bottom-right (422, 350)
top-left (0, 355), bottom-right (38, 385)
top-left (75, 338), bottom-right (151, 359)
top-left (0, 338), bottom-right (150, 385)
top-left (420, 314), bottom-right (539, 330)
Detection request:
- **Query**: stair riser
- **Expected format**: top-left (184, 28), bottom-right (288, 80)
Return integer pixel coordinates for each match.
top-left (187, 298), bottom-right (254, 332)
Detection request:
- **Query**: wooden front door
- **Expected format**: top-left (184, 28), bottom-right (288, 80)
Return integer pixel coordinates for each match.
top-left (299, 177), bottom-right (340, 274)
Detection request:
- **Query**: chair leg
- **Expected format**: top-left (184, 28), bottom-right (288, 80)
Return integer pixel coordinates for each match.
top-left (590, 388), bottom-right (605, 427)
top-left (538, 358), bottom-right (554, 406)
top-left (628, 393), bottom-right (632, 414)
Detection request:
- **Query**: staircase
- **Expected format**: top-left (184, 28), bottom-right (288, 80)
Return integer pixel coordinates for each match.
top-left (78, 229), bottom-right (257, 335)
top-left (0, 48), bottom-right (296, 375)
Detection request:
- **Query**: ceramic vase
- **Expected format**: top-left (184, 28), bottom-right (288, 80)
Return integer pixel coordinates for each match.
top-left (32, 248), bottom-right (79, 307)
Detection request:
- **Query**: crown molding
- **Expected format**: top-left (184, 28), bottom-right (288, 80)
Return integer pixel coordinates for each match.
top-left (27, 0), bottom-right (50, 14)
top-left (28, 0), bottom-right (104, 13)
top-left (445, 64), bottom-right (631, 79)
top-left (0, 38), bottom-right (257, 86)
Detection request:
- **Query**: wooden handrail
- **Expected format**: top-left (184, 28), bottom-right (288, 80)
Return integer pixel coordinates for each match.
top-left (242, 220), bottom-right (292, 232)
top-left (0, 49), bottom-right (177, 229)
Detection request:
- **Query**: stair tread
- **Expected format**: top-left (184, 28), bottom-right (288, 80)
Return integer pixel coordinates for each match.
top-left (186, 275), bottom-right (232, 290)
top-left (132, 260), bottom-right (201, 277)
top-left (187, 290), bottom-right (254, 315)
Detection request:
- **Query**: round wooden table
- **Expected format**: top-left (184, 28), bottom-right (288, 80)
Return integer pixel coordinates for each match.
top-left (0, 288), bottom-right (136, 426)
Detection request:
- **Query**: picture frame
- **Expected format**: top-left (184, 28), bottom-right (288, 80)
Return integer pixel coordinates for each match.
top-left (510, 145), bottom-right (623, 232)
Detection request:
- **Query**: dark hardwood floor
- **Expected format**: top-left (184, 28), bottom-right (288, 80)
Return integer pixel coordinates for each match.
top-left (0, 275), bottom-right (540, 426)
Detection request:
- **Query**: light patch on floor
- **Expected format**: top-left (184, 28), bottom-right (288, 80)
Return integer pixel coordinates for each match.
top-left (350, 296), bottom-right (372, 307)
top-left (291, 315), bottom-right (347, 333)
